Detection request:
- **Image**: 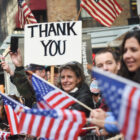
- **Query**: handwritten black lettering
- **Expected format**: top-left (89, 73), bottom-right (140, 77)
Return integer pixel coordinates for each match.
top-left (28, 25), bottom-right (38, 37)
top-left (40, 40), bottom-right (67, 56)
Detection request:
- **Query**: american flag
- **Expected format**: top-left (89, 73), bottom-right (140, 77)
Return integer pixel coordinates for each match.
top-left (0, 131), bottom-right (10, 140)
top-left (80, 0), bottom-right (122, 27)
top-left (31, 74), bottom-right (76, 109)
top-left (92, 67), bottom-right (140, 140)
top-left (18, 0), bottom-right (37, 28)
top-left (0, 92), bottom-right (28, 135)
top-left (18, 108), bottom-right (86, 140)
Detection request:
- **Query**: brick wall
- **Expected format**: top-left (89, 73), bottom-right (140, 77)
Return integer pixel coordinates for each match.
top-left (112, 0), bottom-right (131, 26)
top-left (0, 0), bottom-right (17, 42)
top-left (47, 0), bottom-right (77, 22)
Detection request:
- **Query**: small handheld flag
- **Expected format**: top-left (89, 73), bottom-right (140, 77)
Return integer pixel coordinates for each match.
top-left (18, 108), bottom-right (86, 140)
top-left (92, 67), bottom-right (140, 140)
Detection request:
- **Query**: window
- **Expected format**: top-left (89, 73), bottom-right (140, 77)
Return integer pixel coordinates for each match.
top-left (33, 10), bottom-right (47, 23)
top-left (130, 0), bottom-right (137, 17)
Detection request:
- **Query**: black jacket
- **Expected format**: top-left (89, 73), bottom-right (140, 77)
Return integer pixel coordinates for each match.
top-left (68, 83), bottom-right (94, 117)
top-left (10, 67), bottom-right (36, 108)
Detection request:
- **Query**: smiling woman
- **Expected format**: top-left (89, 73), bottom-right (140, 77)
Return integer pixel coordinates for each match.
top-left (59, 61), bottom-right (94, 117)
top-left (119, 28), bottom-right (140, 83)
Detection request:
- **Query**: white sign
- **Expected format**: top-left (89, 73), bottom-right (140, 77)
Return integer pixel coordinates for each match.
top-left (137, 0), bottom-right (140, 15)
top-left (24, 21), bottom-right (82, 66)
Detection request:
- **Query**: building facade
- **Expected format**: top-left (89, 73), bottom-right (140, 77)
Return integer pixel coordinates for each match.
top-left (0, 0), bottom-right (18, 45)
top-left (0, 0), bottom-right (139, 44)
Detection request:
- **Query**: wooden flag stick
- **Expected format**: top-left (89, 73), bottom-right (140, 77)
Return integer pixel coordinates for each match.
top-left (25, 17), bottom-right (31, 25)
top-left (87, 64), bottom-right (93, 71)
top-left (76, 7), bottom-right (82, 21)
top-left (82, 126), bottom-right (98, 130)
top-left (50, 66), bottom-right (54, 84)
top-left (2, 46), bottom-right (10, 57)
top-left (26, 70), bottom-right (33, 75)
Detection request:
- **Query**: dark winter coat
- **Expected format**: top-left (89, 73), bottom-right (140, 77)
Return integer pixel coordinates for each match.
top-left (68, 83), bottom-right (94, 117)
top-left (10, 66), bottom-right (36, 108)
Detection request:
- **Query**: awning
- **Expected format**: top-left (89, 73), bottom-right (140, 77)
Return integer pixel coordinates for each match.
top-left (83, 24), bottom-right (140, 48)
top-left (29, 0), bottom-right (47, 10)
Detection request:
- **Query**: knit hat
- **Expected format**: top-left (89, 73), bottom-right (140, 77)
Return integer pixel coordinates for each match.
top-left (90, 80), bottom-right (100, 95)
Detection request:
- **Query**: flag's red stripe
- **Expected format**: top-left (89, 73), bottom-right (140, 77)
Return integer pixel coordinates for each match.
top-left (1, 133), bottom-right (4, 140)
top-left (111, 0), bottom-right (122, 15)
top-left (22, 2), bottom-right (26, 7)
top-left (106, 0), bottom-right (118, 16)
top-left (6, 133), bottom-right (10, 140)
top-left (22, 3), bottom-right (29, 16)
top-left (36, 116), bottom-right (45, 137)
top-left (71, 110), bottom-right (77, 122)
top-left (74, 112), bottom-right (86, 140)
top-left (45, 118), bottom-right (55, 138)
top-left (132, 98), bottom-right (140, 140)
top-left (13, 110), bottom-right (18, 130)
top-left (5, 106), bottom-right (14, 135)
top-left (1, 134), bottom-right (3, 140)
top-left (122, 87), bottom-right (136, 135)
top-left (101, 0), bottom-right (116, 18)
top-left (23, 9), bottom-right (31, 18)
top-left (46, 92), bottom-right (62, 102)
top-left (114, 0), bottom-right (123, 12)
top-left (109, 0), bottom-right (119, 16)
top-left (64, 110), bottom-right (76, 140)
top-left (16, 106), bottom-right (22, 116)
top-left (18, 113), bottom-right (26, 133)
top-left (55, 110), bottom-right (66, 139)
top-left (22, 3), bottom-right (28, 11)
top-left (38, 102), bottom-right (46, 109)
top-left (52, 96), bottom-right (69, 108)
top-left (27, 115), bottom-right (35, 134)
top-left (61, 101), bottom-right (75, 109)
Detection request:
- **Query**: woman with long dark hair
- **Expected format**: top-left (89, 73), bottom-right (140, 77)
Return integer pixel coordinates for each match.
top-left (118, 29), bottom-right (140, 83)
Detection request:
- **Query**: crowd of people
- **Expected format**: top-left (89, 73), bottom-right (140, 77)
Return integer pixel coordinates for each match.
top-left (0, 28), bottom-right (140, 139)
